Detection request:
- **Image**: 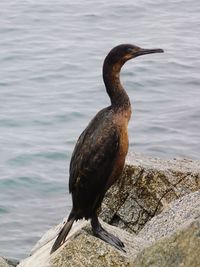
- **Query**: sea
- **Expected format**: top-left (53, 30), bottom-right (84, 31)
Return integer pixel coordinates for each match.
top-left (0, 0), bottom-right (199, 260)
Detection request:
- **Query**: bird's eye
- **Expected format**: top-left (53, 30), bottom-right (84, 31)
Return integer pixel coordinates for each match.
top-left (127, 48), bottom-right (133, 53)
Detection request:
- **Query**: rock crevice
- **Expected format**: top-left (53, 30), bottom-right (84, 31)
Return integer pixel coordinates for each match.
top-left (10, 153), bottom-right (200, 267)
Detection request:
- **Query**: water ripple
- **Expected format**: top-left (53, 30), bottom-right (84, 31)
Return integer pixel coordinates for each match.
top-left (0, 0), bottom-right (200, 260)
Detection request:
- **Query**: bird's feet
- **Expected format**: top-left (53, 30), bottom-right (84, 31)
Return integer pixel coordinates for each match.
top-left (91, 216), bottom-right (126, 252)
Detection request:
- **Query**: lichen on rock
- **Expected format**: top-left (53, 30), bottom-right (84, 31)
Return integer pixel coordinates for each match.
top-left (16, 153), bottom-right (200, 267)
top-left (132, 220), bottom-right (200, 267)
top-left (100, 153), bottom-right (200, 233)
top-left (0, 257), bottom-right (17, 267)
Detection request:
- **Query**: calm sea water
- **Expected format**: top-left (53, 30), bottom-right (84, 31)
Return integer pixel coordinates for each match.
top-left (0, 0), bottom-right (200, 260)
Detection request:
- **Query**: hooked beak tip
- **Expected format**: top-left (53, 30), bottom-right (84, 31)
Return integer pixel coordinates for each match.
top-left (136, 48), bottom-right (164, 56)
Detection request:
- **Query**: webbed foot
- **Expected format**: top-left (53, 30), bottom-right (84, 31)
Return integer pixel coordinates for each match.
top-left (91, 216), bottom-right (126, 252)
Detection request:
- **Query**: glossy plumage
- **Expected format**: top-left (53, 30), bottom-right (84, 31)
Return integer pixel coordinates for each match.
top-left (69, 108), bottom-right (120, 218)
top-left (51, 44), bottom-right (163, 254)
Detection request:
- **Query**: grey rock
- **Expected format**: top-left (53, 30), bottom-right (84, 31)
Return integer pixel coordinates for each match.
top-left (48, 223), bottom-right (136, 267)
top-left (138, 190), bottom-right (200, 245)
top-left (100, 153), bottom-right (200, 233)
top-left (0, 257), bottom-right (16, 267)
top-left (18, 220), bottom-right (139, 267)
top-left (18, 190), bottom-right (200, 267)
top-left (17, 154), bottom-right (200, 267)
top-left (132, 220), bottom-right (200, 267)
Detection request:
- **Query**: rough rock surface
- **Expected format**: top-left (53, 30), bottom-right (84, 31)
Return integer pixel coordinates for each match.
top-left (48, 224), bottom-right (135, 267)
top-left (18, 190), bottom-right (200, 267)
top-left (0, 257), bottom-right (15, 267)
top-left (132, 220), bottom-right (200, 267)
top-left (17, 154), bottom-right (200, 267)
top-left (100, 153), bottom-right (200, 233)
top-left (18, 220), bottom-right (138, 267)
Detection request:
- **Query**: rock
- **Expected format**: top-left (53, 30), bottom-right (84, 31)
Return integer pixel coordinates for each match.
top-left (18, 220), bottom-right (139, 267)
top-left (132, 220), bottom-right (200, 267)
top-left (18, 190), bottom-right (200, 267)
top-left (5, 259), bottom-right (19, 267)
top-left (137, 190), bottom-right (200, 245)
top-left (48, 223), bottom-right (135, 267)
top-left (0, 257), bottom-right (17, 267)
top-left (100, 153), bottom-right (200, 233)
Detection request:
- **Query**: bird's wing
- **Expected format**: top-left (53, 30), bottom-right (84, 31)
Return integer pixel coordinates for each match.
top-left (69, 110), bottom-right (119, 194)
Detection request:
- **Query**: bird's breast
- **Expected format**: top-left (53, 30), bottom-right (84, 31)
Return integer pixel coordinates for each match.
top-left (106, 109), bottom-right (131, 189)
top-left (114, 121), bottom-right (129, 175)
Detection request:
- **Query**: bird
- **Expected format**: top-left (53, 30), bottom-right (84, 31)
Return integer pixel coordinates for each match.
top-left (50, 44), bottom-right (164, 254)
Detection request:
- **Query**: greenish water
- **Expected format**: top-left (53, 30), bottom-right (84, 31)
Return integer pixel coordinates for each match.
top-left (0, 0), bottom-right (200, 260)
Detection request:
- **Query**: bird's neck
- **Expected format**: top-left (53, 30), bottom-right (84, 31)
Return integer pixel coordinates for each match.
top-left (103, 61), bottom-right (131, 111)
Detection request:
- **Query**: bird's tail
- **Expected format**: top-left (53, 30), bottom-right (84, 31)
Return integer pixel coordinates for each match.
top-left (50, 215), bottom-right (75, 254)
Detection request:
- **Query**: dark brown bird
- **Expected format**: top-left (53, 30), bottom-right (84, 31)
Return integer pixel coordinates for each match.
top-left (51, 44), bottom-right (164, 254)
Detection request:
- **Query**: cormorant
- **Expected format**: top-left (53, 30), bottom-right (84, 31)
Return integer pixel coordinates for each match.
top-left (51, 44), bottom-right (164, 254)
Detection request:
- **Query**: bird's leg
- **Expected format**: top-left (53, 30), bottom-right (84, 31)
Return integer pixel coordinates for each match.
top-left (91, 214), bottom-right (126, 252)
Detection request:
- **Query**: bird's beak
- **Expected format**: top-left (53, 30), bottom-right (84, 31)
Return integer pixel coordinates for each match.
top-left (135, 48), bottom-right (164, 57)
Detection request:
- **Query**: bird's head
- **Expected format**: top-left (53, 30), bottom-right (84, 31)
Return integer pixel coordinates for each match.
top-left (105, 44), bottom-right (164, 66)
